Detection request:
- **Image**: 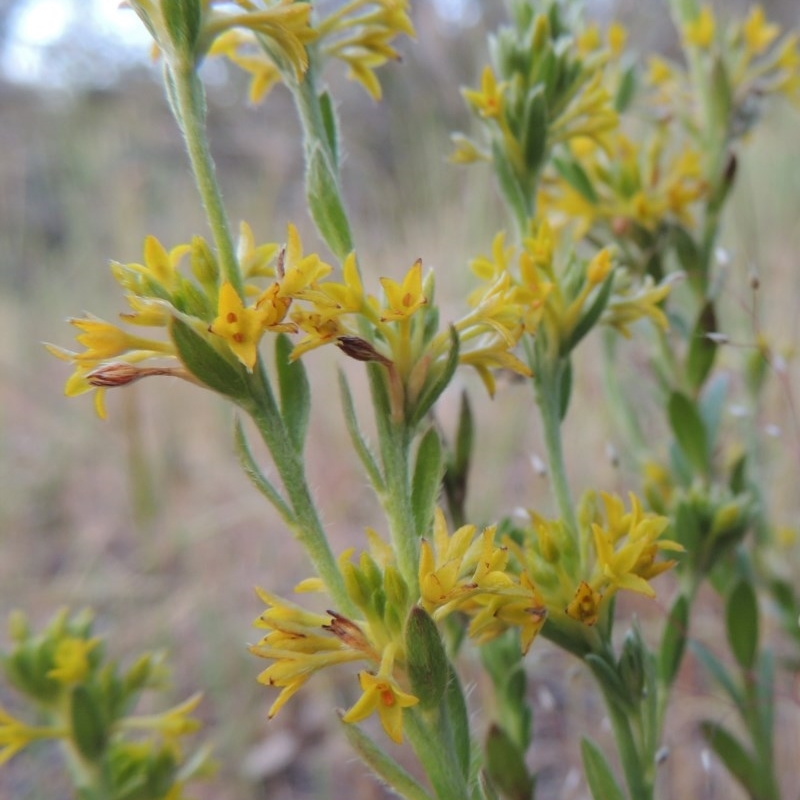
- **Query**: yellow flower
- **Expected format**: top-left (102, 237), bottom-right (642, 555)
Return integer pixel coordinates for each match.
top-left (742, 6), bottom-right (779, 56)
top-left (379, 258), bottom-right (427, 321)
top-left (565, 580), bottom-right (603, 626)
top-left (46, 636), bottom-right (100, 685)
top-left (209, 281), bottom-right (268, 370)
top-left (317, 0), bottom-right (415, 100)
top-left (462, 65), bottom-right (506, 119)
top-left (684, 6), bottom-right (715, 49)
top-left (576, 23), bottom-right (601, 55)
top-left (607, 22), bottom-right (627, 58)
top-left (0, 705), bottom-right (54, 766)
top-left (122, 235), bottom-right (191, 294)
top-left (341, 643), bottom-right (418, 743)
top-left (69, 316), bottom-right (174, 363)
top-left (209, 31), bottom-right (282, 104)
top-left (278, 224), bottom-right (334, 298)
top-left (646, 56), bottom-right (673, 87)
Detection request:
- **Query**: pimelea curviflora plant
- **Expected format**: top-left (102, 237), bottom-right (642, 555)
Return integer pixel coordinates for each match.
top-left (5, 0), bottom-right (798, 798)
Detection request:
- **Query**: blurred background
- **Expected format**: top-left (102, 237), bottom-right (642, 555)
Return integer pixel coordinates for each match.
top-left (0, 0), bottom-right (799, 798)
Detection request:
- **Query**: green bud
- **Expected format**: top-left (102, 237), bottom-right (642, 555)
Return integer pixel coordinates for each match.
top-left (405, 606), bottom-right (448, 710)
top-left (531, 13), bottom-right (550, 52)
top-left (124, 654), bottom-right (154, 695)
top-left (383, 565), bottom-right (409, 611)
top-left (710, 500), bottom-right (745, 538)
top-left (618, 629), bottom-right (645, 701)
top-left (342, 561), bottom-right (368, 609)
top-left (190, 236), bottom-right (218, 288)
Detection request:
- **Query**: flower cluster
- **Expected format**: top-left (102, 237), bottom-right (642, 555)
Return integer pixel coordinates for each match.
top-left (252, 515), bottom-right (548, 743)
top-left (212, 0), bottom-right (414, 102)
top-left (509, 492), bottom-right (681, 628)
top-left (1, 609), bottom-right (211, 797)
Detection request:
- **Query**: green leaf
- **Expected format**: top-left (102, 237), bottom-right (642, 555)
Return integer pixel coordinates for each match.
top-left (444, 665), bottom-right (471, 778)
top-left (614, 63), bottom-right (637, 112)
top-left (491, 139), bottom-right (530, 231)
top-left (585, 654), bottom-right (633, 713)
top-left (686, 302), bottom-right (718, 392)
top-left (318, 90), bottom-right (339, 167)
top-left (408, 326), bottom-right (460, 428)
top-left (405, 607), bottom-right (449, 710)
top-left (306, 144), bottom-right (353, 261)
top-left (667, 391), bottom-right (708, 475)
top-left (659, 594), bottom-right (689, 686)
top-left (726, 580), bottom-right (759, 670)
top-left (275, 334), bottom-right (310, 453)
top-left (699, 374), bottom-right (728, 454)
top-left (563, 272), bottom-right (614, 354)
top-left (699, 722), bottom-right (760, 796)
top-left (71, 685), bottom-right (108, 761)
top-left (411, 428), bottom-right (444, 538)
top-left (170, 317), bottom-right (249, 399)
top-left (580, 738), bottom-right (625, 800)
top-left (553, 156), bottom-right (599, 204)
top-left (338, 369), bottom-right (384, 492)
top-left (559, 358), bottom-right (572, 420)
top-left (690, 642), bottom-right (744, 709)
top-left (452, 390), bottom-right (474, 477)
top-left (233, 417), bottom-right (294, 523)
top-left (521, 86), bottom-right (548, 175)
top-left (339, 718), bottom-right (434, 800)
top-left (479, 771), bottom-right (502, 800)
top-left (485, 724), bottom-right (535, 800)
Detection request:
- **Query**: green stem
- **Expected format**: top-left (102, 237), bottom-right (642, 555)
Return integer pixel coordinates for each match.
top-left (244, 367), bottom-right (354, 616)
top-left (368, 366), bottom-right (420, 597)
top-left (532, 354), bottom-right (578, 539)
top-left (170, 62), bottom-right (243, 297)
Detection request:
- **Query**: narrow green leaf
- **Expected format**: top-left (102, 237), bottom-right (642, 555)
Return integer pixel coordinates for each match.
top-left (485, 724), bottom-right (535, 800)
top-left (667, 391), bottom-right (708, 475)
top-left (71, 685), bottom-right (108, 761)
top-left (553, 156), bottom-right (599, 204)
top-left (585, 654), bottom-right (633, 713)
top-left (444, 665), bottom-right (471, 778)
top-left (521, 86), bottom-right (548, 175)
top-left (686, 302), bottom-right (718, 392)
top-left (699, 721), bottom-right (760, 797)
top-left (337, 369), bottom-right (384, 492)
top-left (411, 428), bottom-right (444, 538)
top-left (233, 417), bottom-right (294, 523)
top-left (275, 334), bottom-right (310, 453)
top-left (318, 90), bottom-right (339, 167)
top-left (408, 326), bottom-right (460, 428)
top-left (563, 273), bottom-right (614, 354)
top-left (726, 580), bottom-right (759, 670)
top-left (659, 594), bottom-right (689, 686)
top-left (306, 144), bottom-right (353, 261)
top-left (580, 738), bottom-right (625, 800)
top-left (405, 607), bottom-right (448, 710)
top-left (699, 374), bottom-right (728, 454)
top-left (614, 63), bottom-right (637, 112)
top-left (690, 642), bottom-right (744, 709)
top-left (479, 771), bottom-right (502, 800)
top-left (452, 390), bottom-right (474, 477)
top-left (170, 317), bottom-right (248, 399)
top-left (559, 358), bottom-right (572, 420)
top-left (339, 717), bottom-right (434, 800)
top-left (491, 139), bottom-right (529, 231)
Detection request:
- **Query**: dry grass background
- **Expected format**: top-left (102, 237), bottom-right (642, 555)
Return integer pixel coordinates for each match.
top-left (1, 2), bottom-right (800, 798)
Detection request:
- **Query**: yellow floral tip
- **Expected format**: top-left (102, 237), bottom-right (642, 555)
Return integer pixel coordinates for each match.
top-left (587, 249), bottom-right (613, 285)
top-left (379, 258), bottom-right (427, 321)
top-left (742, 6), bottom-right (779, 56)
top-left (449, 133), bottom-right (490, 164)
top-left (462, 65), bottom-right (505, 119)
top-left (607, 22), bottom-right (627, 58)
top-left (47, 636), bottom-right (100, 684)
top-left (341, 644), bottom-right (418, 744)
top-left (209, 281), bottom-right (267, 370)
top-left (684, 6), bottom-right (715, 49)
top-left (646, 55), bottom-right (673, 87)
top-left (294, 577), bottom-right (326, 593)
top-left (565, 581), bottom-right (602, 626)
top-left (576, 23), bottom-right (601, 55)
